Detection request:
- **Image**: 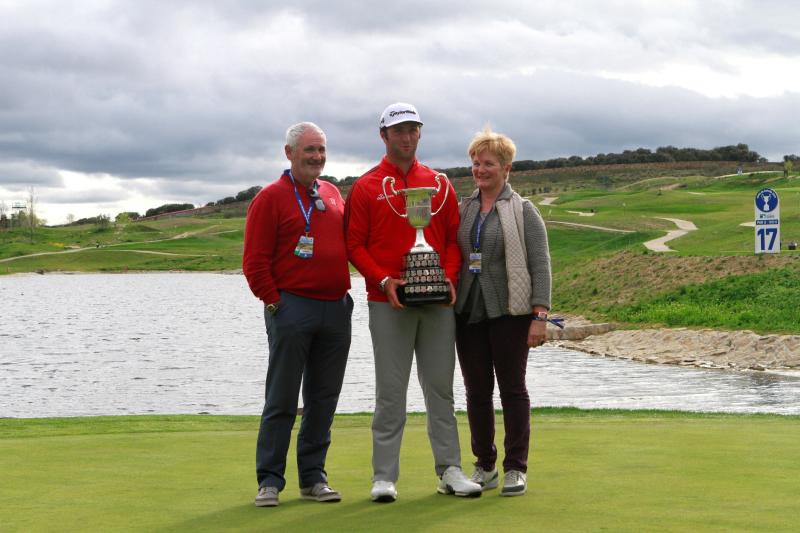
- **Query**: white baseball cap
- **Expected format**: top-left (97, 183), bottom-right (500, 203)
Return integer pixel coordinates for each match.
top-left (379, 102), bottom-right (423, 129)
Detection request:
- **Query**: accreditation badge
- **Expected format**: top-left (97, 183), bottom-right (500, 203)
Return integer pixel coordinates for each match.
top-left (294, 235), bottom-right (314, 259)
top-left (468, 252), bottom-right (482, 274)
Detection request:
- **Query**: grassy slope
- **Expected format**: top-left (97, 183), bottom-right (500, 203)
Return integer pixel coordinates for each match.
top-left (2, 411), bottom-right (799, 532)
top-left (0, 217), bottom-right (245, 273)
top-left (543, 172), bottom-right (800, 332)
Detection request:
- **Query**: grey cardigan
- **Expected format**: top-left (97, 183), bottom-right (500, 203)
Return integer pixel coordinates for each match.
top-left (454, 183), bottom-right (552, 318)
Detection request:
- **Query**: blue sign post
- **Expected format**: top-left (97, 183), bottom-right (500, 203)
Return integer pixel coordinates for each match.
top-left (754, 188), bottom-right (780, 254)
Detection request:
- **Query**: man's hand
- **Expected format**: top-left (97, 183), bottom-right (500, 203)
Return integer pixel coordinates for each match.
top-left (383, 277), bottom-right (407, 310)
top-left (445, 278), bottom-right (456, 306)
top-left (266, 300), bottom-right (280, 316)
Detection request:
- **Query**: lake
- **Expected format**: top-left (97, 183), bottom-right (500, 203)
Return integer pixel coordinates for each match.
top-left (1, 273), bottom-right (799, 418)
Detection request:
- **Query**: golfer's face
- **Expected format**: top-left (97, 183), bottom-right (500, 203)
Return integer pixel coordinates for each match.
top-left (383, 122), bottom-right (420, 163)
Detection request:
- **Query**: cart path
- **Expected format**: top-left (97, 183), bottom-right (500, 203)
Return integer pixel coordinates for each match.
top-left (643, 217), bottom-right (698, 252)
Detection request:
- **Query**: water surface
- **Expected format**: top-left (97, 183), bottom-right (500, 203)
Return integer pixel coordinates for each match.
top-left (1, 273), bottom-right (799, 418)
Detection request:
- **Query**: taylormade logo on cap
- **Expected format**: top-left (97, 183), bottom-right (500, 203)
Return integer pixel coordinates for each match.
top-left (379, 102), bottom-right (424, 128)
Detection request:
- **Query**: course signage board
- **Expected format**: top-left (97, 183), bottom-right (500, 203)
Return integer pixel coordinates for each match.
top-left (754, 188), bottom-right (780, 254)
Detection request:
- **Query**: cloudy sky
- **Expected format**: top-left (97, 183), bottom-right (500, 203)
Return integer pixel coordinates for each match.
top-left (1, 1), bottom-right (799, 224)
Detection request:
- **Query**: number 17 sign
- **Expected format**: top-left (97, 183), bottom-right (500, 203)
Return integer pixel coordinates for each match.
top-left (755, 188), bottom-right (780, 254)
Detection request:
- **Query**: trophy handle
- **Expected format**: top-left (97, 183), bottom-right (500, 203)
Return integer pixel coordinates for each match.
top-left (430, 172), bottom-right (450, 217)
top-left (381, 176), bottom-right (407, 218)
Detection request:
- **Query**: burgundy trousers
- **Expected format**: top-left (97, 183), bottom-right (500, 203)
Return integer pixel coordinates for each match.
top-left (455, 313), bottom-right (532, 473)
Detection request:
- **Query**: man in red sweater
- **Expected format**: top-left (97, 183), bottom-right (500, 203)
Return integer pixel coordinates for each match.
top-left (243, 122), bottom-right (352, 508)
top-left (345, 103), bottom-right (481, 502)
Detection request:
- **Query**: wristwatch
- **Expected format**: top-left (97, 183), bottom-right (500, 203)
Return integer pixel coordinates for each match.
top-left (266, 303), bottom-right (279, 315)
top-left (379, 276), bottom-right (391, 292)
top-left (533, 311), bottom-right (548, 321)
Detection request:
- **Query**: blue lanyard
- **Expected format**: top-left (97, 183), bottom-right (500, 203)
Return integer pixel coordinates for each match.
top-left (288, 171), bottom-right (314, 233)
top-left (472, 213), bottom-right (486, 251)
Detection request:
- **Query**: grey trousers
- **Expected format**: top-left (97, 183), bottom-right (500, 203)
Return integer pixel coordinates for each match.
top-left (256, 291), bottom-right (352, 491)
top-left (368, 301), bottom-right (462, 482)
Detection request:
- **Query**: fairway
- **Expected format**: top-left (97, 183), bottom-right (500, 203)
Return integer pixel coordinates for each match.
top-left (2, 410), bottom-right (799, 532)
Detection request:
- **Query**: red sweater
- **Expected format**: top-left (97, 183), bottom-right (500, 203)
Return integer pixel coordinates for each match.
top-left (344, 156), bottom-right (461, 302)
top-left (243, 172), bottom-right (350, 303)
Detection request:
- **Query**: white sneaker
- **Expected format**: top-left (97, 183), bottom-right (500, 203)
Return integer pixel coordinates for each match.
top-left (501, 470), bottom-right (527, 496)
top-left (370, 480), bottom-right (397, 503)
top-left (470, 466), bottom-right (499, 491)
top-left (437, 466), bottom-right (482, 497)
top-left (254, 486), bottom-right (279, 507)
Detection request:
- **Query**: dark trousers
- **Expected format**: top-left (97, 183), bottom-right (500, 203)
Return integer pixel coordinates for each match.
top-left (256, 291), bottom-right (352, 491)
top-left (455, 313), bottom-right (531, 473)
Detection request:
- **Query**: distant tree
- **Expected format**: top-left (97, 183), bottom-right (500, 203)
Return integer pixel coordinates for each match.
top-left (784, 156), bottom-right (794, 177)
top-left (96, 214), bottom-right (111, 229)
top-left (27, 187), bottom-right (36, 243)
top-left (0, 201), bottom-right (7, 230)
top-left (66, 213), bottom-right (75, 225)
top-left (235, 185), bottom-right (262, 202)
top-left (115, 213), bottom-right (131, 226)
top-left (144, 203), bottom-right (195, 217)
top-left (115, 211), bottom-right (140, 221)
top-left (340, 176), bottom-right (360, 186)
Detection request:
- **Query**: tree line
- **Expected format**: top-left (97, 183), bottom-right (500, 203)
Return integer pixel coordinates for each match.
top-left (22, 143), bottom-right (792, 229)
top-left (440, 143), bottom-right (765, 179)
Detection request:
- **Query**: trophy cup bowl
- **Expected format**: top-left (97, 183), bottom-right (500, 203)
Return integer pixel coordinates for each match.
top-left (382, 173), bottom-right (451, 305)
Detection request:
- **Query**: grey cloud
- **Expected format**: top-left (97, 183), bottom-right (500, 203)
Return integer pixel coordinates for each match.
top-left (1, 0), bottom-right (798, 216)
top-left (0, 161), bottom-right (62, 187)
top-left (41, 188), bottom-right (130, 205)
top-left (407, 71), bottom-right (800, 166)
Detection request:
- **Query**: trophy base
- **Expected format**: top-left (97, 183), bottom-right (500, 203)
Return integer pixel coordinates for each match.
top-left (398, 250), bottom-right (449, 306)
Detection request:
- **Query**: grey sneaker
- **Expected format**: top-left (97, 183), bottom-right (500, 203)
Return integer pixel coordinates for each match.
top-left (470, 466), bottom-right (499, 490)
top-left (300, 482), bottom-right (341, 502)
top-left (255, 486), bottom-right (279, 507)
top-left (370, 480), bottom-right (397, 503)
top-left (501, 470), bottom-right (527, 496)
top-left (437, 466), bottom-right (482, 497)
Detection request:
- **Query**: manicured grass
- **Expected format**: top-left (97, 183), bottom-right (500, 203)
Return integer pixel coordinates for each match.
top-left (544, 174), bottom-right (800, 256)
top-left (2, 411), bottom-right (799, 532)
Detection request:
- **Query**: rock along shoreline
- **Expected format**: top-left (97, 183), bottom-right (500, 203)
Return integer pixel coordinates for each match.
top-left (548, 315), bottom-right (800, 372)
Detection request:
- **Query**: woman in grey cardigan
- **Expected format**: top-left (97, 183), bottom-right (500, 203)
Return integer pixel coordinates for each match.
top-left (454, 127), bottom-right (552, 497)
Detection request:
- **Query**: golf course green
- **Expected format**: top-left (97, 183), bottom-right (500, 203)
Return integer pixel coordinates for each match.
top-left (2, 410), bottom-right (799, 532)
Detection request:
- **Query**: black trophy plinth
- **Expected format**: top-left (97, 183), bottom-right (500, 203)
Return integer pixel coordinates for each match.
top-left (398, 251), bottom-right (449, 306)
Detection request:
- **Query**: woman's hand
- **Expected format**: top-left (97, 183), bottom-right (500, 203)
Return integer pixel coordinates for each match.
top-left (527, 318), bottom-right (547, 348)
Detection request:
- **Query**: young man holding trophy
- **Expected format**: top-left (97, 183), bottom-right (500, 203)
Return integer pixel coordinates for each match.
top-left (345, 103), bottom-right (482, 502)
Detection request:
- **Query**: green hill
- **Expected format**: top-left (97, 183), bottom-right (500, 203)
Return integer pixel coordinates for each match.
top-left (2, 162), bottom-right (798, 334)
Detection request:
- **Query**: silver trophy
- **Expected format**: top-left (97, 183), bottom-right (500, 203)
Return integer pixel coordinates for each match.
top-left (382, 173), bottom-right (451, 305)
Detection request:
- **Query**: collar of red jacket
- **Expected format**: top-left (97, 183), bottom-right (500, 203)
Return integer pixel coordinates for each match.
top-left (378, 155), bottom-right (420, 178)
